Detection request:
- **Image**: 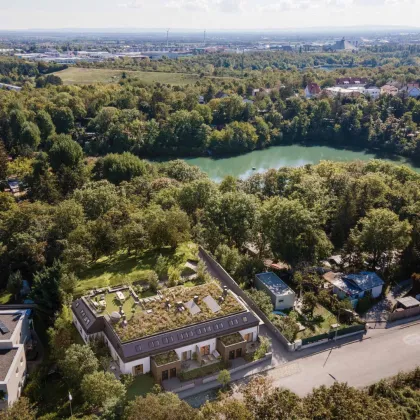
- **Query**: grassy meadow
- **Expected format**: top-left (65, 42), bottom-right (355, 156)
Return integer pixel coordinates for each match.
top-left (52, 67), bottom-right (201, 85)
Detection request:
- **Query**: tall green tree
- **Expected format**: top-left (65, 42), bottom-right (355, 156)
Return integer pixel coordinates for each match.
top-left (0, 140), bottom-right (8, 180)
top-left (349, 208), bottom-right (412, 270)
top-left (58, 344), bottom-right (99, 387)
top-left (262, 197), bottom-right (333, 265)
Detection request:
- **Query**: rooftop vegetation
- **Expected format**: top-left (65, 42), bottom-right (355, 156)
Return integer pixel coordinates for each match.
top-left (114, 281), bottom-right (244, 342)
top-left (152, 350), bottom-right (179, 366)
top-left (219, 332), bottom-right (245, 346)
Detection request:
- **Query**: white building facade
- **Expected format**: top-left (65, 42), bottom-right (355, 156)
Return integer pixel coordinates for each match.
top-left (0, 310), bottom-right (31, 410)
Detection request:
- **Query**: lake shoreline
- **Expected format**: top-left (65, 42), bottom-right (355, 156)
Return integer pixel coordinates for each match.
top-left (181, 144), bottom-right (420, 181)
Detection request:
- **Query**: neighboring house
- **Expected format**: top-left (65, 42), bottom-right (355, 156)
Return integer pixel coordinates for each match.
top-left (400, 83), bottom-right (420, 98)
top-left (323, 271), bottom-right (384, 306)
top-left (364, 86), bottom-right (381, 100)
top-left (324, 87), bottom-right (362, 98)
top-left (254, 272), bottom-right (296, 310)
top-left (7, 179), bottom-right (20, 195)
top-left (0, 310), bottom-right (31, 411)
top-left (305, 83), bottom-right (321, 98)
top-left (396, 296), bottom-right (420, 310)
top-left (381, 84), bottom-right (399, 96)
top-left (72, 282), bottom-right (260, 384)
top-left (0, 83), bottom-right (22, 92)
top-left (336, 77), bottom-right (368, 88)
top-left (198, 95), bottom-right (205, 104)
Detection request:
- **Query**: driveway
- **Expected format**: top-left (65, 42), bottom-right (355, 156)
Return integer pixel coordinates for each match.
top-left (269, 320), bottom-right (420, 396)
top-left (363, 279), bottom-right (412, 322)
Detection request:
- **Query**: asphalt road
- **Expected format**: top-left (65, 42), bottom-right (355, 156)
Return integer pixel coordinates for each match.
top-left (269, 321), bottom-right (420, 396)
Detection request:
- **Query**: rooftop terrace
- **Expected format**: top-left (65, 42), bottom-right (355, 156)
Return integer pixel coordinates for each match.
top-left (106, 282), bottom-right (244, 342)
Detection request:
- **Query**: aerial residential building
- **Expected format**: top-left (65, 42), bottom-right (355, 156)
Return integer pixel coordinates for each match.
top-left (0, 310), bottom-right (32, 411)
top-left (364, 86), bottom-right (381, 99)
top-left (72, 282), bottom-right (260, 383)
top-left (381, 84), bottom-right (399, 96)
top-left (0, 83), bottom-right (22, 92)
top-left (324, 86), bottom-right (362, 98)
top-left (323, 271), bottom-right (384, 306)
top-left (254, 272), bottom-right (296, 310)
top-left (305, 83), bottom-right (321, 98)
top-left (400, 83), bottom-right (420, 98)
top-left (336, 78), bottom-right (369, 88)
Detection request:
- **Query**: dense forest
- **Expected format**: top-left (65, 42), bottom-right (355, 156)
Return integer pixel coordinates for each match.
top-left (1, 62), bottom-right (420, 160)
top-left (0, 155), bottom-right (419, 295)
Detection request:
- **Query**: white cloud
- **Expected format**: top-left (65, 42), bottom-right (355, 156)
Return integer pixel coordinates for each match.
top-left (164, 0), bottom-right (245, 13)
top-left (259, 0), bottom-right (325, 12)
top-left (215, 0), bottom-right (245, 13)
top-left (165, 0), bottom-right (210, 10)
top-left (118, 0), bottom-right (143, 8)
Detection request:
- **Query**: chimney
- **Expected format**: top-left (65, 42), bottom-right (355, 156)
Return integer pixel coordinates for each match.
top-left (218, 296), bottom-right (225, 303)
top-left (194, 295), bottom-right (199, 303)
top-left (223, 286), bottom-right (228, 297)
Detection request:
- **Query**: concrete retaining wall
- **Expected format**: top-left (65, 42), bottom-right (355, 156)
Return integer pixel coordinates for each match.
top-left (388, 306), bottom-right (420, 322)
top-left (201, 353), bottom-right (272, 384)
top-left (199, 247), bottom-right (295, 352)
top-left (297, 330), bottom-right (365, 350)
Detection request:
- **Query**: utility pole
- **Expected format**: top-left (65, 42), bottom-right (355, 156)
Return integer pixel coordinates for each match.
top-left (69, 392), bottom-right (73, 417)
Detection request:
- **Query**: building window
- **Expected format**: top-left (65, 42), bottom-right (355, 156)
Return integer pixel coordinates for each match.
top-left (244, 332), bottom-right (253, 342)
top-left (182, 350), bottom-right (191, 361)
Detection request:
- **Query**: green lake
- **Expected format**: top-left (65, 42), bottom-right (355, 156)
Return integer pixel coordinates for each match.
top-left (184, 145), bottom-right (420, 181)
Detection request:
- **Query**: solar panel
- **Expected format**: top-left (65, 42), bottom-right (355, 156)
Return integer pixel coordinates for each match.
top-left (203, 296), bottom-right (221, 313)
top-left (185, 299), bottom-right (201, 316)
top-left (0, 320), bottom-right (10, 334)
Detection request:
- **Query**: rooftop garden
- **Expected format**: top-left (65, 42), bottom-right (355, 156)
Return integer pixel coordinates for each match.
top-left (153, 350), bottom-right (180, 366)
top-left (114, 281), bottom-right (244, 342)
top-left (219, 332), bottom-right (245, 346)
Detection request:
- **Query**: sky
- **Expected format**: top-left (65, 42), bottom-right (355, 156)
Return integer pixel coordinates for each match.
top-left (0, 0), bottom-right (419, 31)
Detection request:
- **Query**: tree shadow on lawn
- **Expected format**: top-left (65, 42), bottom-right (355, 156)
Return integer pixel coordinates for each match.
top-left (80, 248), bottom-right (175, 281)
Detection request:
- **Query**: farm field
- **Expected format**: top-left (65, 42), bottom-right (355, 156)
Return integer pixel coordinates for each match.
top-left (52, 67), bottom-right (201, 85)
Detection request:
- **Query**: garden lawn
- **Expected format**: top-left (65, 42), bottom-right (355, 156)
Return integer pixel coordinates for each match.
top-left (0, 291), bottom-right (12, 304)
top-left (75, 243), bottom-right (199, 296)
top-left (179, 361), bottom-right (229, 382)
top-left (126, 374), bottom-right (156, 400)
top-left (295, 305), bottom-right (339, 340)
